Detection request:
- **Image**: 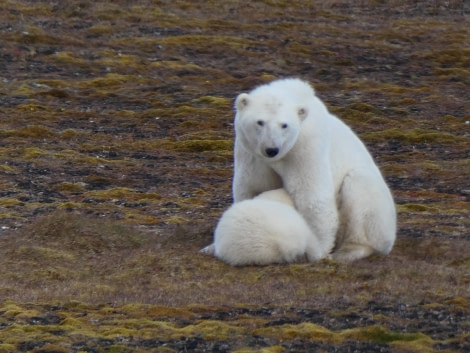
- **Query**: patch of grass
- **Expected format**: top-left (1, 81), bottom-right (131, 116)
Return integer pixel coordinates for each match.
top-left (253, 322), bottom-right (338, 342)
top-left (86, 24), bottom-right (114, 36)
top-left (24, 210), bottom-right (145, 254)
top-left (0, 299), bottom-right (456, 352)
top-left (5, 125), bottom-right (57, 139)
top-left (195, 96), bottom-right (232, 107)
top-left (0, 0), bottom-right (469, 351)
top-left (60, 129), bottom-right (80, 140)
top-left (171, 139), bottom-right (233, 152)
top-left (53, 182), bottom-right (86, 193)
top-left (253, 322), bottom-right (434, 349)
top-left (84, 73), bottom-right (144, 89)
top-left (0, 165), bottom-right (17, 174)
top-left (15, 147), bottom-right (49, 159)
top-left (0, 344), bottom-right (16, 353)
top-left (422, 48), bottom-right (470, 68)
top-left (0, 198), bottom-right (23, 207)
top-left (397, 203), bottom-right (437, 213)
top-left (50, 51), bottom-right (90, 68)
top-left (345, 325), bottom-right (431, 345)
top-left (361, 128), bottom-right (461, 144)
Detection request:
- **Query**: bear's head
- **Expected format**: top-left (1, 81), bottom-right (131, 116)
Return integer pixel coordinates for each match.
top-left (234, 91), bottom-right (308, 162)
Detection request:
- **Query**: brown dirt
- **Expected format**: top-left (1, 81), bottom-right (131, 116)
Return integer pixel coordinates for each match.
top-left (0, 0), bottom-right (469, 352)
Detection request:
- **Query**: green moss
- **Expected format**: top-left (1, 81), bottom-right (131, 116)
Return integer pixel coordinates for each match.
top-left (82, 175), bottom-right (113, 185)
top-left (35, 79), bottom-right (68, 88)
top-left (361, 128), bottom-right (460, 144)
top-left (14, 246), bottom-right (75, 262)
top-left (84, 73), bottom-right (139, 88)
top-left (86, 24), bottom-right (114, 36)
top-left (344, 325), bottom-right (431, 344)
top-left (171, 139), bottom-right (233, 152)
top-left (253, 322), bottom-right (338, 343)
top-left (331, 105), bottom-right (385, 125)
top-left (369, 83), bottom-right (432, 95)
top-left (76, 156), bottom-right (112, 164)
top-left (0, 198), bottom-right (23, 207)
top-left (31, 267), bottom-right (76, 282)
top-left (138, 192), bottom-right (161, 201)
top-left (165, 216), bottom-right (189, 224)
top-left (439, 114), bottom-right (461, 124)
top-left (0, 301), bottom-right (38, 317)
top-left (434, 67), bottom-right (470, 77)
top-left (445, 297), bottom-right (468, 306)
top-left (17, 147), bottom-right (48, 159)
top-left (195, 96), bottom-right (231, 107)
top-left (0, 1), bottom-right (468, 350)
top-left (11, 82), bottom-right (37, 96)
top-left (391, 338), bottom-right (435, 353)
top-left (52, 51), bottom-right (89, 67)
top-left (0, 210), bottom-right (20, 219)
top-left (422, 48), bottom-right (470, 67)
top-left (16, 102), bottom-right (48, 113)
top-left (106, 345), bottom-right (135, 353)
top-left (54, 182), bottom-right (86, 193)
top-left (0, 344), bottom-right (16, 353)
top-left (145, 305), bottom-right (196, 319)
top-left (347, 102), bottom-right (383, 114)
top-left (0, 165), bottom-right (17, 174)
top-left (51, 149), bottom-right (79, 160)
top-left (235, 347), bottom-right (285, 353)
top-left (9, 125), bottom-right (57, 139)
top-left (154, 105), bottom-right (226, 122)
top-left (155, 34), bottom-right (256, 49)
top-left (57, 202), bottom-right (83, 210)
top-left (150, 60), bottom-right (204, 71)
top-left (60, 129), bottom-right (80, 140)
top-left (84, 187), bottom-right (138, 200)
top-left (388, 98), bottom-right (418, 106)
top-left (177, 320), bottom-right (245, 341)
top-left (256, 323), bottom-right (434, 349)
top-left (397, 204), bottom-right (437, 213)
top-left (61, 301), bottom-right (94, 311)
top-left (24, 210), bottom-right (146, 253)
top-left (10, 25), bottom-right (60, 46)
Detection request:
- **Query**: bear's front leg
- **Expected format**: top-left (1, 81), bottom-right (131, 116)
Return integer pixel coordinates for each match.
top-left (233, 145), bottom-right (282, 202)
top-left (296, 194), bottom-right (339, 257)
top-left (277, 154), bottom-right (339, 258)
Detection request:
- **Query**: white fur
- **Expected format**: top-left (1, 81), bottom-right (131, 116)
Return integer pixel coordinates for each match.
top-left (232, 78), bottom-right (396, 262)
top-left (201, 189), bottom-right (322, 266)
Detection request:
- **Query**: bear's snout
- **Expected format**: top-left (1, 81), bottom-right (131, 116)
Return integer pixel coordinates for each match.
top-left (265, 147), bottom-right (279, 158)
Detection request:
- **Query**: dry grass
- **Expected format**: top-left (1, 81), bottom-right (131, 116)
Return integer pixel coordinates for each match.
top-left (0, 0), bottom-right (469, 351)
top-left (1, 216), bottom-right (468, 308)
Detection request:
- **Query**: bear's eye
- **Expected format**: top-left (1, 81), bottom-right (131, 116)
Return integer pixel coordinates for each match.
top-left (257, 120), bottom-right (265, 127)
top-left (281, 123), bottom-right (288, 129)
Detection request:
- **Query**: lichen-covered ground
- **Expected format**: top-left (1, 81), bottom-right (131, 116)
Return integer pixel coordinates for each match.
top-left (0, 0), bottom-right (469, 352)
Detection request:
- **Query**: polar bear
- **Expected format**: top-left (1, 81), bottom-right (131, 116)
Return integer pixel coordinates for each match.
top-left (233, 78), bottom-right (396, 262)
top-left (201, 188), bottom-right (322, 266)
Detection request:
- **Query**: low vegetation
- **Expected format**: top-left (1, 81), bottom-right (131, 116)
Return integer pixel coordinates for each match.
top-left (0, 0), bottom-right (468, 351)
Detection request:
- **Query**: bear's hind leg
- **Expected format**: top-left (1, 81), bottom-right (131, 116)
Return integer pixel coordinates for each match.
top-left (331, 243), bottom-right (375, 262)
top-left (333, 169), bottom-right (397, 262)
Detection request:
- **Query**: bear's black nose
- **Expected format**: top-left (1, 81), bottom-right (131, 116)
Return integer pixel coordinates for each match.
top-left (265, 148), bottom-right (279, 157)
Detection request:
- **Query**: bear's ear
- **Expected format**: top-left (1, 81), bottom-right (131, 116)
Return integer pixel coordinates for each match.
top-left (235, 93), bottom-right (250, 111)
top-left (298, 107), bottom-right (308, 121)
